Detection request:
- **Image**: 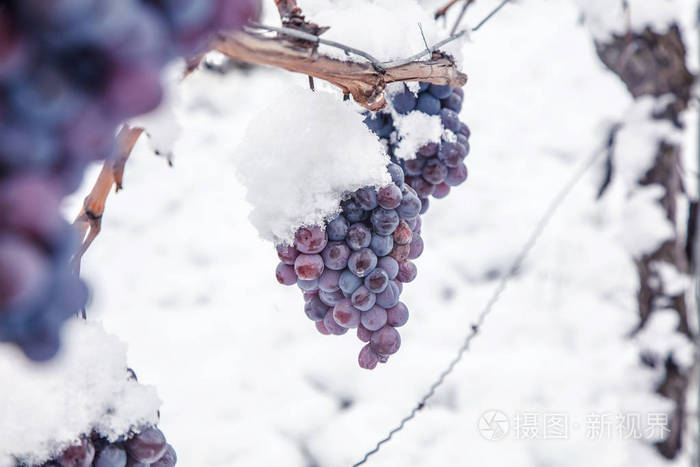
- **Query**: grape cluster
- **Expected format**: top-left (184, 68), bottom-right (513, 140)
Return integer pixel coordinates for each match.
top-left (273, 82), bottom-right (469, 369)
top-left (365, 82), bottom-right (470, 212)
top-left (275, 163), bottom-right (424, 369)
top-left (0, 0), bottom-right (259, 360)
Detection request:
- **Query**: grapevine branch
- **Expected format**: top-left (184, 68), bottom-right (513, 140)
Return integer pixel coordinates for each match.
top-left (213, 30), bottom-right (467, 110)
top-left (72, 125), bottom-right (143, 272)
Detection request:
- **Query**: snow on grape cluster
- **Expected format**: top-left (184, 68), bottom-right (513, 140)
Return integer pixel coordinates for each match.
top-left (0, 0), bottom-right (259, 361)
top-left (274, 82), bottom-right (469, 369)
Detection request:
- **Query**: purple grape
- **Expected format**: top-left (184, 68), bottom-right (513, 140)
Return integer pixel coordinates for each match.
top-left (422, 159), bottom-right (448, 185)
top-left (386, 163), bottom-right (404, 187)
top-left (303, 290), bottom-right (319, 302)
top-left (342, 199), bottom-right (367, 223)
top-left (275, 263), bottom-right (296, 286)
top-left (377, 256), bottom-right (399, 280)
top-left (375, 281), bottom-right (400, 308)
top-left (351, 286), bottom-right (376, 311)
top-left (397, 261), bottom-right (417, 283)
top-left (419, 197), bottom-right (430, 214)
top-left (397, 191), bottom-right (421, 219)
top-left (326, 215), bottom-right (349, 241)
top-left (94, 446), bottom-right (127, 467)
top-left (408, 234), bottom-right (424, 260)
top-left (369, 233), bottom-right (393, 257)
top-left (404, 158), bottom-right (425, 176)
top-left (408, 176), bottom-right (435, 198)
top-left (315, 320), bottom-right (330, 335)
top-left (59, 439), bottom-right (95, 467)
top-left (360, 305), bottom-right (387, 331)
top-left (428, 84), bottom-right (453, 99)
top-left (387, 302), bottom-right (409, 327)
top-left (318, 268), bottom-right (341, 292)
top-left (442, 92), bottom-right (463, 113)
top-left (358, 344), bottom-right (379, 369)
top-left (433, 182), bottom-right (451, 199)
top-left (440, 108), bottom-right (461, 133)
top-left (453, 87), bottom-right (464, 98)
top-left (364, 268), bottom-right (389, 293)
top-left (418, 142), bottom-right (439, 157)
top-left (357, 324), bottom-right (372, 342)
top-left (370, 326), bottom-right (401, 356)
top-left (332, 299), bottom-right (361, 328)
top-left (338, 270), bottom-right (362, 295)
top-left (297, 278), bottom-right (319, 291)
top-left (276, 243), bottom-right (299, 265)
top-left (323, 310), bottom-right (348, 335)
top-left (346, 223), bottom-right (371, 250)
top-left (445, 162), bottom-right (468, 186)
top-left (390, 243), bottom-right (410, 262)
top-left (458, 121), bottom-right (471, 139)
top-left (294, 254), bottom-right (324, 280)
top-left (355, 187), bottom-right (378, 211)
top-left (294, 226), bottom-right (327, 254)
top-left (304, 297), bottom-right (328, 321)
top-left (126, 428), bottom-right (167, 464)
top-left (347, 248), bottom-right (377, 277)
top-left (319, 289), bottom-right (344, 307)
top-left (377, 184), bottom-right (402, 209)
top-left (437, 141), bottom-right (466, 168)
top-left (151, 444), bottom-right (177, 467)
top-left (370, 208), bottom-right (399, 236)
top-left (416, 93), bottom-right (441, 115)
top-left (393, 220), bottom-right (412, 245)
top-left (321, 241), bottom-right (350, 270)
top-left (391, 85), bottom-right (417, 114)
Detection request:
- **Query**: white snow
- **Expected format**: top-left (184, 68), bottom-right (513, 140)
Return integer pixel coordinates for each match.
top-left (634, 310), bottom-right (696, 369)
top-left (575, 0), bottom-right (686, 39)
top-left (617, 186), bottom-right (675, 257)
top-left (0, 321), bottom-right (160, 465)
top-left (235, 85), bottom-right (390, 244)
top-left (392, 111), bottom-right (444, 160)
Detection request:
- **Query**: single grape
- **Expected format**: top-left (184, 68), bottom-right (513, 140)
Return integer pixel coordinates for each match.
top-left (355, 187), bottom-right (378, 211)
top-left (418, 142), bottom-right (439, 157)
top-left (358, 344), bottom-right (379, 370)
top-left (315, 320), bottom-right (330, 335)
top-left (346, 223), bottom-right (371, 250)
top-left (403, 158), bottom-right (425, 176)
top-left (370, 325), bottom-right (401, 356)
top-left (397, 191), bottom-right (421, 219)
top-left (433, 182), bottom-right (451, 199)
top-left (318, 268), bottom-right (341, 292)
top-left (458, 121), bottom-right (471, 139)
top-left (347, 248), bottom-right (377, 278)
top-left (294, 226), bottom-right (327, 254)
top-left (440, 108), bottom-right (461, 133)
top-left (343, 199), bottom-right (368, 223)
top-left (387, 302), bottom-right (409, 327)
top-left (321, 241), bottom-right (350, 270)
top-left (364, 268), bottom-right (388, 293)
top-left (326, 215), bottom-right (349, 241)
top-left (408, 176), bottom-right (435, 199)
top-left (422, 159), bottom-right (448, 185)
top-left (94, 446), bottom-right (127, 467)
top-left (370, 208), bottom-right (399, 236)
top-left (393, 220), bottom-right (412, 245)
top-left (294, 254), bottom-right (324, 280)
top-left (275, 263), bottom-right (296, 286)
top-left (375, 281), bottom-right (399, 308)
top-left (391, 84), bottom-right (417, 114)
top-left (126, 427), bottom-right (167, 464)
top-left (303, 290), bottom-right (319, 302)
top-left (276, 243), bottom-right (299, 265)
top-left (427, 84), bottom-right (453, 99)
top-left (442, 92), bottom-right (463, 113)
top-left (58, 439), bottom-right (95, 467)
top-left (376, 184), bottom-right (402, 210)
top-left (360, 305), bottom-right (387, 331)
top-left (357, 324), bottom-right (372, 342)
top-left (453, 87), bottom-right (464, 99)
top-left (386, 163), bottom-right (404, 187)
top-left (150, 444), bottom-right (177, 467)
top-left (408, 234), bottom-right (424, 260)
top-left (319, 289), bottom-right (344, 307)
top-left (416, 93), bottom-right (441, 115)
top-left (332, 299), bottom-right (360, 328)
top-left (297, 278), bottom-right (319, 291)
top-left (323, 310), bottom-right (348, 335)
top-left (397, 261), bottom-right (417, 283)
top-left (338, 270), bottom-right (362, 295)
top-left (377, 256), bottom-right (399, 280)
top-left (390, 243), bottom-right (410, 262)
top-left (304, 296), bottom-right (328, 321)
top-left (437, 141), bottom-right (466, 168)
top-left (351, 286), bottom-right (376, 311)
top-left (445, 162), bottom-right (468, 186)
top-left (369, 233), bottom-right (393, 257)
top-left (419, 197), bottom-right (430, 214)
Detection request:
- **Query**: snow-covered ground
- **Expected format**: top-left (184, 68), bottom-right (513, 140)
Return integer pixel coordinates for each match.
top-left (3, 0), bottom-right (699, 466)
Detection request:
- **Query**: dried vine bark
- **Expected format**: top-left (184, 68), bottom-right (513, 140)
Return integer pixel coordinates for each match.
top-left (72, 125), bottom-right (143, 271)
top-left (214, 31), bottom-right (467, 110)
top-left (595, 24), bottom-right (695, 459)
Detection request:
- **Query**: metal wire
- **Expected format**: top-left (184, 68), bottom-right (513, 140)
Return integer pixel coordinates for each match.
top-left (352, 146), bottom-right (606, 466)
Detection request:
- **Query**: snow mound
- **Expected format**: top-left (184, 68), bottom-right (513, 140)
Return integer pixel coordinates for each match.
top-left (235, 86), bottom-right (390, 244)
top-left (297, 0), bottom-right (463, 64)
top-left (575, 0), bottom-right (684, 39)
top-left (0, 320), bottom-right (161, 465)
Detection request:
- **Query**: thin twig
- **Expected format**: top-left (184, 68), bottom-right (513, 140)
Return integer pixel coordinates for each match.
top-left (435, 0), bottom-right (462, 20)
top-left (451, 0), bottom-right (475, 36)
top-left (352, 145), bottom-right (606, 466)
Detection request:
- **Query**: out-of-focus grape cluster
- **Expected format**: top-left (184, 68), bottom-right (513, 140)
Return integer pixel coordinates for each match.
top-left (273, 82), bottom-right (469, 369)
top-left (0, 0), bottom-right (260, 360)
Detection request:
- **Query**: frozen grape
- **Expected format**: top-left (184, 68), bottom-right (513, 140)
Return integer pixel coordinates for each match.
top-left (387, 163), bottom-right (404, 187)
top-left (404, 158), bottom-right (425, 176)
top-left (319, 289), bottom-right (344, 307)
top-left (418, 142), bottom-right (439, 157)
top-left (370, 233), bottom-right (393, 257)
top-left (422, 159), bottom-right (448, 185)
top-left (387, 302), bottom-right (409, 327)
top-left (351, 286), bottom-right (376, 311)
top-left (59, 439), bottom-right (95, 467)
top-left (342, 199), bottom-right (367, 223)
top-left (364, 268), bottom-right (389, 293)
top-left (390, 243), bottom-right (410, 262)
top-left (357, 324), bottom-right (372, 342)
top-left (408, 234), bottom-right (424, 260)
top-left (326, 215), bottom-right (349, 241)
top-left (377, 184), bottom-right (402, 209)
top-left (338, 270), bottom-right (362, 295)
top-left (332, 299), bottom-right (361, 328)
top-left (397, 261), bottom-right (417, 283)
top-left (294, 254), bottom-right (324, 280)
top-left (393, 221), bottom-right (412, 245)
top-left (360, 305), bottom-right (387, 331)
top-left (358, 344), bottom-right (379, 369)
top-left (375, 281), bottom-right (400, 308)
top-left (323, 310), bottom-right (348, 335)
top-left (397, 191), bottom-right (421, 219)
top-left (321, 241), bottom-right (350, 270)
top-left (370, 208), bottom-right (399, 236)
top-left (151, 444), bottom-right (177, 467)
top-left (428, 84), bottom-right (453, 99)
top-left (94, 446), bottom-right (127, 467)
top-left (319, 268), bottom-right (341, 292)
top-left (347, 248), bottom-right (377, 277)
top-left (315, 320), bottom-right (331, 335)
top-left (297, 278), bottom-right (319, 291)
top-left (276, 243), bottom-right (299, 265)
top-left (407, 176), bottom-right (435, 199)
top-left (440, 108), bottom-right (461, 133)
top-left (294, 226), bottom-right (327, 254)
top-left (416, 93), bottom-right (441, 115)
top-left (275, 263), bottom-right (296, 286)
top-left (355, 187), bottom-right (378, 211)
top-left (377, 256), bottom-right (399, 280)
top-left (445, 162), bottom-right (468, 186)
top-left (391, 85), bottom-right (417, 114)
top-left (126, 427), bottom-right (167, 464)
top-left (433, 183), bottom-right (451, 199)
top-left (347, 223), bottom-right (372, 250)
top-left (370, 326), bottom-right (401, 356)
top-left (305, 296), bottom-right (329, 321)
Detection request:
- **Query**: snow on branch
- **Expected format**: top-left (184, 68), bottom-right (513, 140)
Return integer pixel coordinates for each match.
top-left (213, 29), bottom-right (467, 110)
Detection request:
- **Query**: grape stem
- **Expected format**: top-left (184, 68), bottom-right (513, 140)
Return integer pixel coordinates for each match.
top-left (72, 125), bottom-right (144, 273)
top-left (213, 29), bottom-right (467, 110)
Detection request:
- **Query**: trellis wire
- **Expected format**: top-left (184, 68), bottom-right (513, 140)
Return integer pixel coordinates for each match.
top-left (352, 146), bottom-right (606, 466)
